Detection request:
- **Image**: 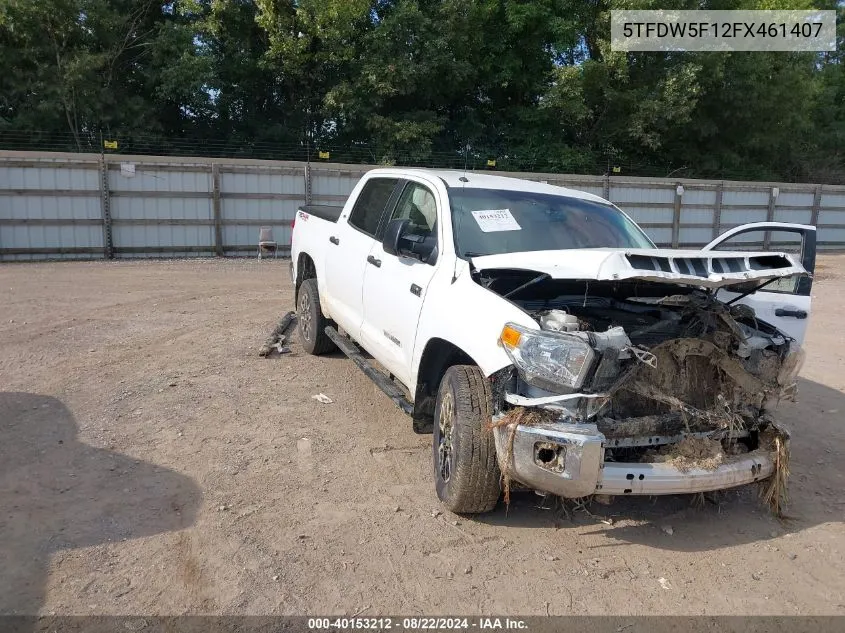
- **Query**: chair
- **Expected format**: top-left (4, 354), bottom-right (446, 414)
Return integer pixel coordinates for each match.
top-left (258, 226), bottom-right (278, 260)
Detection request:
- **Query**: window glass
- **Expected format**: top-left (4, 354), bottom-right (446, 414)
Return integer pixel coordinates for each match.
top-left (711, 229), bottom-right (802, 253)
top-left (348, 178), bottom-right (398, 236)
top-left (391, 183), bottom-right (437, 235)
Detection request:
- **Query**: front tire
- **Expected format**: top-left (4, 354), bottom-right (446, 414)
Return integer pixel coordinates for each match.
top-left (432, 365), bottom-right (501, 514)
top-left (297, 278), bottom-right (336, 355)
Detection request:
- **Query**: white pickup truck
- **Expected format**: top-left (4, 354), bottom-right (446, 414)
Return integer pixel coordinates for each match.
top-left (290, 168), bottom-right (815, 514)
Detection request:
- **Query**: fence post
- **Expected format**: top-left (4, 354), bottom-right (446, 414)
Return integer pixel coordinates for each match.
top-left (763, 186), bottom-right (778, 249)
top-left (304, 162), bottom-right (312, 204)
top-left (711, 183), bottom-right (724, 240)
top-left (98, 155), bottom-right (113, 259)
top-left (671, 183), bottom-right (683, 248)
top-left (602, 173), bottom-right (610, 201)
top-left (211, 163), bottom-right (223, 257)
top-left (810, 185), bottom-right (822, 228)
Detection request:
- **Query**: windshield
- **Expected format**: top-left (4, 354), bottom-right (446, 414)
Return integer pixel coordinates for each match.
top-left (448, 188), bottom-right (654, 258)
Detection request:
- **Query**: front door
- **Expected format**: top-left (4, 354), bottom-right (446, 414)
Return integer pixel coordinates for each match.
top-left (703, 222), bottom-right (817, 344)
top-left (360, 181), bottom-right (441, 387)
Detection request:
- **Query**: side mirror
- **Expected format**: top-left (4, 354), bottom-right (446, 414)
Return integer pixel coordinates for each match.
top-left (382, 218), bottom-right (410, 257)
top-left (382, 217), bottom-right (438, 265)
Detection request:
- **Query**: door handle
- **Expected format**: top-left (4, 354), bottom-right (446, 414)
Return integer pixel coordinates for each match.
top-left (410, 284), bottom-right (422, 297)
top-left (366, 255), bottom-right (382, 268)
top-left (775, 308), bottom-right (807, 319)
top-left (329, 236), bottom-right (340, 245)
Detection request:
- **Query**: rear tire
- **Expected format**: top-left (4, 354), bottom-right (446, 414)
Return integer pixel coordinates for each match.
top-left (297, 278), bottom-right (336, 355)
top-left (432, 365), bottom-right (501, 514)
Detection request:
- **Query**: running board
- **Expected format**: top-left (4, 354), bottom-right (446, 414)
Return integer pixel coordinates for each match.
top-left (324, 326), bottom-right (414, 415)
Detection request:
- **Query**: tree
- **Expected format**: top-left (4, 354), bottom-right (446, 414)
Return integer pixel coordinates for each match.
top-left (0, 0), bottom-right (842, 182)
top-left (0, 0), bottom-right (183, 148)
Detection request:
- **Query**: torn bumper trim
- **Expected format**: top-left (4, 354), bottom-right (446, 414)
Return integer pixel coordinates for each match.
top-left (504, 391), bottom-right (607, 406)
top-left (493, 420), bottom-right (775, 499)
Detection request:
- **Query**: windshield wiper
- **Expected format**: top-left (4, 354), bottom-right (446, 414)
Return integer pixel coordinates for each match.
top-left (463, 251), bottom-right (489, 257)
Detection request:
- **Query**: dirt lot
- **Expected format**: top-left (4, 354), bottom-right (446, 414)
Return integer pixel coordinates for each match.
top-left (1, 256), bottom-right (844, 616)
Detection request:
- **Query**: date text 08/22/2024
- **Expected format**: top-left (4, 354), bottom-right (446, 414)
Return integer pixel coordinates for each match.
top-left (307, 617), bottom-right (529, 631)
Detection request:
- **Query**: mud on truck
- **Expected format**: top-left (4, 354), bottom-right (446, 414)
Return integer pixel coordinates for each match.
top-left (290, 169), bottom-right (815, 514)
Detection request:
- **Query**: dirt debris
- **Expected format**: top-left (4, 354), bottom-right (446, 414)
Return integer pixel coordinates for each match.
top-left (758, 425), bottom-right (791, 517)
top-left (640, 437), bottom-right (725, 472)
top-left (493, 406), bottom-right (560, 429)
top-left (614, 337), bottom-right (773, 426)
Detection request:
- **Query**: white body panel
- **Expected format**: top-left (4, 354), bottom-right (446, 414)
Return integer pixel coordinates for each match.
top-left (702, 222), bottom-right (815, 344)
top-left (410, 259), bottom-right (538, 382)
top-left (360, 240), bottom-right (438, 385)
top-left (471, 247), bottom-right (806, 290)
top-left (323, 226), bottom-right (373, 338)
top-left (290, 208), bottom-right (334, 293)
top-left (713, 288), bottom-right (810, 343)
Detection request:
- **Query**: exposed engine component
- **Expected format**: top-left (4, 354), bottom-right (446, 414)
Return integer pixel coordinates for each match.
top-left (538, 309), bottom-right (579, 332)
top-left (487, 275), bottom-right (802, 465)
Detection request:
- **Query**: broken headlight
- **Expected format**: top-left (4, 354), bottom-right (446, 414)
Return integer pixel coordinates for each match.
top-left (500, 323), bottom-right (596, 392)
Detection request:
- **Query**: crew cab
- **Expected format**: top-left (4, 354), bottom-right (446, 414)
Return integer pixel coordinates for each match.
top-left (290, 169), bottom-right (815, 514)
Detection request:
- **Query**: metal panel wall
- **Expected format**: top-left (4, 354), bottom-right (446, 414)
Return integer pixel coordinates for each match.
top-left (773, 189), bottom-right (815, 225)
top-left (611, 184), bottom-right (675, 241)
top-left (0, 157), bottom-right (103, 260)
top-left (310, 165), bottom-right (371, 206)
top-left (219, 166), bottom-right (305, 256)
top-left (2, 151), bottom-right (845, 260)
top-left (109, 162), bottom-right (214, 258)
top-left (818, 191), bottom-right (845, 249)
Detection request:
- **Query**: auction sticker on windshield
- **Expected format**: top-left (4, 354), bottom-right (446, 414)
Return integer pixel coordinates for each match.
top-left (471, 209), bottom-right (522, 232)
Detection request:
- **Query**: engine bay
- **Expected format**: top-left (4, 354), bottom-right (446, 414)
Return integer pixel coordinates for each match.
top-left (478, 270), bottom-right (802, 468)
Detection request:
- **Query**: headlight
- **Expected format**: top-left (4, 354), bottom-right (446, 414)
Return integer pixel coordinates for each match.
top-left (499, 322), bottom-right (596, 392)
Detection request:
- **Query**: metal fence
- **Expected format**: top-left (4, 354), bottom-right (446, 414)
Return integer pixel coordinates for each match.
top-left (1, 150), bottom-right (844, 261)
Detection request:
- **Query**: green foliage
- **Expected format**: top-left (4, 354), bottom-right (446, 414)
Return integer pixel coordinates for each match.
top-left (0, 0), bottom-right (843, 181)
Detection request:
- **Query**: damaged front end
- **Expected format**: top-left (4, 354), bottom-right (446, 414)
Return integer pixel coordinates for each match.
top-left (482, 272), bottom-right (802, 509)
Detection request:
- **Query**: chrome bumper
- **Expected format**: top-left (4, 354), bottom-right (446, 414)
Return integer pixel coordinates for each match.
top-left (596, 457), bottom-right (774, 495)
top-left (492, 421), bottom-right (604, 498)
top-left (492, 420), bottom-right (775, 499)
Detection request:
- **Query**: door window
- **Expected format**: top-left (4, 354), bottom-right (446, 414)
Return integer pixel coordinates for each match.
top-left (711, 229), bottom-right (805, 294)
top-left (390, 183), bottom-right (438, 236)
top-left (348, 178), bottom-right (399, 237)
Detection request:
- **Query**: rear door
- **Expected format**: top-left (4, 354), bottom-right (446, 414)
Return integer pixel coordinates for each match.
top-left (359, 179), bottom-right (442, 386)
top-left (322, 177), bottom-right (400, 338)
top-left (703, 222), bottom-right (816, 343)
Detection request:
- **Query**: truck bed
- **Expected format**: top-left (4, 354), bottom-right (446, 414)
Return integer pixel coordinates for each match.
top-left (299, 205), bottom-right (343, 223)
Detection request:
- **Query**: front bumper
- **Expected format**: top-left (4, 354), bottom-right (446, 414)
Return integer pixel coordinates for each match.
top-left (492, 420), bottom-right (775, 498)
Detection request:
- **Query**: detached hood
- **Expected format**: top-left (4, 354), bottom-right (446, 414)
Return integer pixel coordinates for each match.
top-left (470, 248), bottom-right (808, 289)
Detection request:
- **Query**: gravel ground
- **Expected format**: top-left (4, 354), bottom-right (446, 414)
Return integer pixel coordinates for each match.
top-left (1, 256), bottom-right (844, 616)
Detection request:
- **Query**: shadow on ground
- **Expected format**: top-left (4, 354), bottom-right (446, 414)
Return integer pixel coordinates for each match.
top-left (475, 377), bottom-right (845, 551)
top-left (0, 392), bottom-right (202, 615)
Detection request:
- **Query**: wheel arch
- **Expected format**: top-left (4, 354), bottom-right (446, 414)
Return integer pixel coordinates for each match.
top-left (294, 252), bottom-right (317, 303)
top-left (411, 337), bottom-right (478, 433)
